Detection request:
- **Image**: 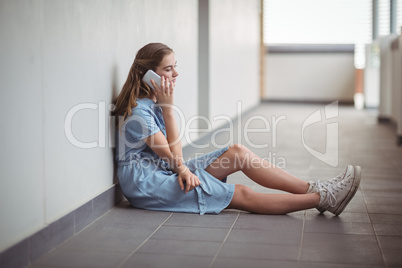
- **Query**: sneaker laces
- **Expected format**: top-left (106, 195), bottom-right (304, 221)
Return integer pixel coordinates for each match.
top-left (335, 171), bottom-right (346, 181)
top-left (322, 180), bottom-right (336, 187)
top-left (316, 180), bottom-right (337, 208)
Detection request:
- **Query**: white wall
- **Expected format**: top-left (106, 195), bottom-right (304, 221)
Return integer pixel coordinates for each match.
top-left (378, 35), bottom-right (399, 117)
top-left (0, 0), bottom-right (198, 252)
top-left (364, 42), bottom-right (380, 108)
top-left (0, 0), bottom-right (44, 252)
top-left (209, 0), bottom-right (260, 129)
top-left (264, 53), bottom-right (355, 102)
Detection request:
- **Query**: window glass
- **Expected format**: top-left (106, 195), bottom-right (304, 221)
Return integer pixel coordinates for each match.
top-left (264, 0), bottom-right (372, 68)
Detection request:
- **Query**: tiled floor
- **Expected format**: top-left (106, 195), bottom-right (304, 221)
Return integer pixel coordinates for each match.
top-left (29, 103), bottom-right (402, 267)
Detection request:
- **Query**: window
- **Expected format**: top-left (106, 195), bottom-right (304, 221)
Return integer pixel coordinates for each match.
top-left (379, 0), bottom-right (390, 36)
top-left (263, 0), bottom-right (372, 68)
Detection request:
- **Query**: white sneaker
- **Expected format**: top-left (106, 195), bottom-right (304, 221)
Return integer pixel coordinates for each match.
top-left (307, 165), bottom-right (354, 213)
top-left (317, 166), bottom-right (361, 216)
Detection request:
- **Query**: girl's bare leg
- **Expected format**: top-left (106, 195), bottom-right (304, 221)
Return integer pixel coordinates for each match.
top-left (227, 185), bottom-right (320, 214)
top-left (205, 144), bottom-right (309, 194)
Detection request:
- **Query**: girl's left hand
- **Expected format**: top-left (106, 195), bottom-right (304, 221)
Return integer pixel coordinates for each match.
top-left (177, 166), bottom-right (201, 194)
top-left (151, 76), bottom-right (175, 107)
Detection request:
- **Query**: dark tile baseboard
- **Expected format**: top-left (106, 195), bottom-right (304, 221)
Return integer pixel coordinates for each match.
top-left (0, 184), bottom-right (124, 268)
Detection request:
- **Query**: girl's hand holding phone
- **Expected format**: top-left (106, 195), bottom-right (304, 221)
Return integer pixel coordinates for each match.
top-left (151, 76), bottom-right (175, 108)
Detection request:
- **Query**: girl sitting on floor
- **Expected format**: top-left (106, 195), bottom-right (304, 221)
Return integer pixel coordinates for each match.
top-left (113, 43), bottom-right (361, 216)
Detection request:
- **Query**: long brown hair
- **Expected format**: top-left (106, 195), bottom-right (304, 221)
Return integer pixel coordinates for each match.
top-left (114, 43), bottom-right (173, 119)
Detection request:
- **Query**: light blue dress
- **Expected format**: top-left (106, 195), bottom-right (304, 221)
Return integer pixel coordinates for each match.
top-left (115, 98), bottom-right (235, 215)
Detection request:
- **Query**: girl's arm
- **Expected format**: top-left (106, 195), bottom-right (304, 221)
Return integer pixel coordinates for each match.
top-left (144, 130), bottom-right (184, 174)
top-left (148, 76), bottom-right (184, 171)
top-left (160, 104), bottom-right (184, 168)
top-left (144, 76), bottom-right (200, 193)
top-left (145, 130), bottom-right (200, 194)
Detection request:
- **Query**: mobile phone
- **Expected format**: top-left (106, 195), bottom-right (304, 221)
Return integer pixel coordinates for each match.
top-left (142, 70), bottom-right (161, 90)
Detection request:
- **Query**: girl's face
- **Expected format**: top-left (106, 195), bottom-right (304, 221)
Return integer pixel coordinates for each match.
top-left (155, 52), bottom-right (179, 83)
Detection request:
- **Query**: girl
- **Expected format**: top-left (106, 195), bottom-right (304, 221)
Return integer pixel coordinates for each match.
top-left (114, 43), bottom-right (361, 216)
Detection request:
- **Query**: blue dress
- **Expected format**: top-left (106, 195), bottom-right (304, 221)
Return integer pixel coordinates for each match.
top-left (115, 98), bottom-right (235, 215)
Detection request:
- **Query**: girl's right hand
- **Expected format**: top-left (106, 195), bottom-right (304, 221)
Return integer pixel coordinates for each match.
top-left (177, 166), bottom-right (201, 194)
top-left (151, 76), bottom-right (175, 107)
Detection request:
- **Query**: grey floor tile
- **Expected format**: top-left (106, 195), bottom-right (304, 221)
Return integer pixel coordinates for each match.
top-left (60, 222), bottom-right (156, 253)
top-left (304, 220), bottom-right (375, 235)
top-left (211, 257), bottom-right (298, 268)
top-left (226, 228), bottom-right (301, 245)
top-left (151, 225), bottom-right (229, 242)
top-left (364, 196), bottom-right (402, 206)
top-left (137, 239), bottom-right (221, 257)
top-left (377, 235), bottom-right (402, 250)
top-left (373, 223), bottom-right (402, 236)
top-left (29, 264), bottom-right (73, 268)
top-left (300, 246), bottom-right (383, 265)
top-left (367, 204), bottom-right (402, 214)
top-left (362, 182), bottom-right (402, 193)
top-left (32, 249), bottom-right (128, 267)
top-left (352, 155), bottom-right (396, 169)
top-left (218, 242), bottom-right (300, 261)
top-left (121, 253), bottom-right (212, 268)
top-left (96, 205), bottom-right (172, 226)
top-left (302, 233), bottom-right (378, 249)
top-left (361, 170), bottom-right (402, 180)
top-left (370, 214), bottom-right (402, 224)
top-left (362, 174), bottom-right (402, 183)
top-left (386, 151), bottom-right (402, 158)
top-left (382, 248), bottom-right (402, 266)
top-left (233, 213), bottom-right (303, 231)
top-left (362, 188), bottom-right (402, 198)
top-left (164, 211), bottom-right (238, 228)
top-left (299, 262), bottom-right (384, 268)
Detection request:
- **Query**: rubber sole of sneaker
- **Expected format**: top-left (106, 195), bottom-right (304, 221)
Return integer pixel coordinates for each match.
top-left (317, 207), bottom-right (326, 213)
top-left (332, 165), bottom-right (362, 216)
top-left (317, 165), bottom-right (353, 213)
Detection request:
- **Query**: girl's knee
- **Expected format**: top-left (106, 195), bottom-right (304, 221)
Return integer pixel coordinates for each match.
top-left (233, 184), bottom-right (255, 204)
top-left (228, 144), bottom-right (252, 171)
top-left (229, 144), bottom-right (250, 159)
top-left (230, 143), bottom-right (249, 152)
top-left (227, 184), bottom-right (256, 210)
